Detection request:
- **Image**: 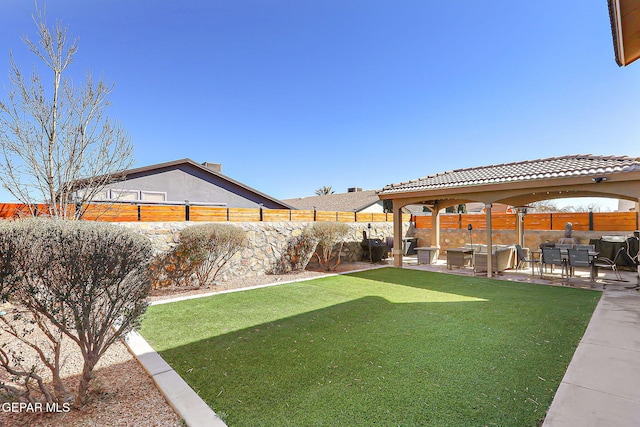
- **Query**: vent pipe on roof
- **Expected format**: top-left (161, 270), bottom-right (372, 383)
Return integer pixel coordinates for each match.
top-left (348, 187), bottom-right (362, 192)
top-left (202, 162), bottom-right (222, 173)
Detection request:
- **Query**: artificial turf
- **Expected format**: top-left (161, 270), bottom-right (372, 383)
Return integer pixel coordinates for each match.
top-left (140, 267), bottom-right (600, 427)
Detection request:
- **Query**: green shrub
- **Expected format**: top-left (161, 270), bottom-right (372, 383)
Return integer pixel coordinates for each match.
top-left (310, 222), bottom-right (350, 271)
top-left (0, 218), bottom-right (153, 406)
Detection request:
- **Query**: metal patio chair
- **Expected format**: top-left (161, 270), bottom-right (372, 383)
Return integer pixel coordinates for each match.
top-left (567, 248), bottom-right (593, 280)
top-left (593, 247), bottom-right (625, 285)
top-left (515, 245), bottom-right (540, 276)
top-left (541, 246), bottom-right (567, 279)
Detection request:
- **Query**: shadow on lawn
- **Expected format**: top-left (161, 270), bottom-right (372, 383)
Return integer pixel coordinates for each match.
top-left (154, 283), bottom-right (597, 427)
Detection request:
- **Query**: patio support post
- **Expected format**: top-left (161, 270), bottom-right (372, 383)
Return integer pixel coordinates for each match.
top-left (516, 208), bottom-right (525, 248)
top-left (431, 203), bottom-right (441, 259)
top-left (485, 203), bottom-right (493, 278)
top-left (393, 204), bottom-right (404, 267)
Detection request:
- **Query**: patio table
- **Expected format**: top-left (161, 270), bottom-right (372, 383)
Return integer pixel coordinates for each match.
top-left (446, 248), bottom-right (474, 270)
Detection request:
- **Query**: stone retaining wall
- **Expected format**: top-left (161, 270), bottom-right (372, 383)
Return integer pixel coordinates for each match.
top-left (119, 222), bottom-right (408, 281)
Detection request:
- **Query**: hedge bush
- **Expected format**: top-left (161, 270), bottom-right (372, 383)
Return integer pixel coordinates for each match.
top-left (151, 223), bottom-right (246, 288)
top-left (310, 222), bottom-right (349, 271)
top-left (0, 218), bottom-right (153, 406)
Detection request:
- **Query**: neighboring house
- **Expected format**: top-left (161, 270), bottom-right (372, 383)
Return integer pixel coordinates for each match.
top-left (73, 158), bottom-right (293, 209)
top-left (284, 188), bottom-right (385, 213)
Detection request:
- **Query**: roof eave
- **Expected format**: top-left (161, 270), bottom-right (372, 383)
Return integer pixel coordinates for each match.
top-left (609, 0), bottom-right (627, 66)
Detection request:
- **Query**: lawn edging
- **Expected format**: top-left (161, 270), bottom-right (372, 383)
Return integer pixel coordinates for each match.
top-left (124, 330), bottom-right (227, 427)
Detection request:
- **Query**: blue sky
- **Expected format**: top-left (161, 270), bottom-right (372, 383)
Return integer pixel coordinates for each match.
top-left (1, 1), bottom-right (639, 210)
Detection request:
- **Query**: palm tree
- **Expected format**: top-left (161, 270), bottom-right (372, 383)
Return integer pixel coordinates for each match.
top-left (315, 186), bottom-right (334, 196)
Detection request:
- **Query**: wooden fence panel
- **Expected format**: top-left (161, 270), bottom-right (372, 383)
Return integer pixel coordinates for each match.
top-left (0, 203), bottom-right (29, 219)
top-left (290, 210), bottom-right (315, 221)
top-left (140, 205), bottom-right (185, 222)
top-left (189, 206), bottom-right (228, 222)
top-left (82, 204), bottom-right (139, 222)
top-left (593, 212), bottom-right (637, 231)
top-left (551, 212), bottom-right (589, 231)
top-left (491, 214), bottom-right (517, 230)
top-left (337, 211), bottom-right (355, 222)
top-left (228, 208), bottom-right (261, 222)
top-left (263, 209), bottom-right (291, 222)
top-left (356, 212), bottom-right (374, 222)
top-left (314, 211), bottom-right (336, 222)
top-left (372, 213), bottom-right (390, 222)
top-left (461, 214), bottom-right (488, 230)
top-left (439, 214), bottom-right (460, 229)
top-left (524, 213), bottom-right (551, 230)
top-left (415, 215), bottom-right (431, 228)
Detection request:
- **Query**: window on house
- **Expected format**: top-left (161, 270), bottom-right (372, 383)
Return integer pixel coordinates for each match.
top-left (110, 189), bottom-right (140, 201)
top-left (141, 191), bottom-right (167, 202)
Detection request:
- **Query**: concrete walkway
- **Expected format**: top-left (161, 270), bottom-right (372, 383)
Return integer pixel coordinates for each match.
top-left (543, 283), bottom-right (640, 426)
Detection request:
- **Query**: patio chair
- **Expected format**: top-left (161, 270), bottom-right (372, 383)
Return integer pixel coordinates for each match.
top-left (576, 244), bottom-right (595, 252)
top-left (567, 248), bottom-right (593, 280)
top-left (541, 247), bottom-right (566, 279)
top-left (593, 247), bottom-right (625, 285)
top-left (556, 243), bottom-right (575, 254)
top-left (515, 245), bottom-right (540, 276)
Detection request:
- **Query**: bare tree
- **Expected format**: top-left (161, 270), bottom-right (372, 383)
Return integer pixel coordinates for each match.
top-left (0, 7), bottom-right (133, 219)
top-left (529, 200), bottom-right (562, 213)
top-left (310, 222), bottom-right (349, 271)
top-left (315, 186), bottom-right (334, 196)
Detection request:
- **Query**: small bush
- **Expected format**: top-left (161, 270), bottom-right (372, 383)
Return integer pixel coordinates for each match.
top-left (271, 227), bottom-right (317, 274)
top-left (149, 247), bottom-right (198, 289)
top-left (310, 222), bottom-right (350, 271)
top-left (178, 223), bottom-right (246, 286)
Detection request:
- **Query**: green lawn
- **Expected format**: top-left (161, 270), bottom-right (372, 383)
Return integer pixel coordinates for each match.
top-left (140, 267), bottom-right (600, 427)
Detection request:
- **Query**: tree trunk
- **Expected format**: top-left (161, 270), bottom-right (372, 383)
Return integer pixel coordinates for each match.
top-left (75, 353), bottom-right (98, 407)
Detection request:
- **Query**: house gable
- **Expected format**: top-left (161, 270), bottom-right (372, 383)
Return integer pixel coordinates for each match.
top-left (94, 159), bottom-right (292, 209)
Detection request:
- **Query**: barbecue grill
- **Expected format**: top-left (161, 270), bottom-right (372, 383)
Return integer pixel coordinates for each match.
top-left (361, 231), bottom-right (389, 262)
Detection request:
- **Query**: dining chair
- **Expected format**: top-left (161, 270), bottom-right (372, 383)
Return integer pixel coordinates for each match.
top-left (576, 244), bottom-right (595, 252)
top-left (556, 243), bottom-right (575, 254)
top-left (593, 247), bottom-right (625, 285)
top-left (541, 247), bottom-right (566, 278)
top-left (515, 245), bottom-right (540, 276)
top-left (567, 248), bottom-right (592, 280)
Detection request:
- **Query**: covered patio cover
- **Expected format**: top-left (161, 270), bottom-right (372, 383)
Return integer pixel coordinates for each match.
top-left (377, 154), bottom-right (640, 277)
top-left (608, 0), bottom-right (640, 66)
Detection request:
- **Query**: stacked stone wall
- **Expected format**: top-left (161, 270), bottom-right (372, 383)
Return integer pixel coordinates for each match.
top-left (119, 222), bottom-right (408, 281)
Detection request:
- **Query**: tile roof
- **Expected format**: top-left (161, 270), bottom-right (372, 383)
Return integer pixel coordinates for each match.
top-left (379, 155), bottom-right (640, 195)
top-left (283, 190), bottom-right (381, 212)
